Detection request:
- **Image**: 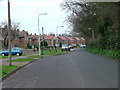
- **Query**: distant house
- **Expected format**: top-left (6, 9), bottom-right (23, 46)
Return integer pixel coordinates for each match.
top-left (44, 35), bottom-right (54, 46)
top-left (73, 37), bottom-right (81, 45)
top-left (57, 36), bottom-right (69, 45)
top-left (53, 37), bottom-right (59, 47)
top-left (65, 37), bottom-right (75, 45)
top-left (80, 37), bottom-right (86, 44)
top-left (31, 33), bottom-right (39, 46)
top-left (12, 30), bottom-right (29, 48)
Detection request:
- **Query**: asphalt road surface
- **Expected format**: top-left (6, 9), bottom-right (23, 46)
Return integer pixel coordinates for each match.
top-left (2, 48), bottom-right (118, 88)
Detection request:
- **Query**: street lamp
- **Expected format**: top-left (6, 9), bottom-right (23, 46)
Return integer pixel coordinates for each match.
top-left (38, 13), bottom-right (47, 55)
top-left (56, 26), bottom-right (64, 52)
top-left (88, 28), bottom-right (95, 39)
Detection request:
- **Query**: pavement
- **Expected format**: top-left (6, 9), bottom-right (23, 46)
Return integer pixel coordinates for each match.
top-left (2, 54), bottom-right (38, 66)
top-left (2, 48), bottom-right (118, 88)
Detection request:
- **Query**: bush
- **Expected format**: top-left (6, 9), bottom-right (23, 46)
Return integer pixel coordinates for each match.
top-left (87, 47), bottom-right (120, 60)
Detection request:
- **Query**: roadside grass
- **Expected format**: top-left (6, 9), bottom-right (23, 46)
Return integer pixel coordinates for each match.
top-left (27, 55), bottom-right (44, 58)
top-left (1, 54), bottom-right (30, 59)
top-left (87, 48), bottom-right (120, 60)
top-left (7, 58), bottom-right (35, 62)
top-left (44, 52), bottom-right (64, 56)
top-left (0, 65), bottom-right (19, 78)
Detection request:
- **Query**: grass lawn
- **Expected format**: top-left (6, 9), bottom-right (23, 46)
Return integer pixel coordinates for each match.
top-left (7, 58), bottom-right (35, 62)
top-left (44, 52), bottom-right (64, 56)
top-left (27, 55), bottom-right (44, 58)
top-left (1, 54), bottom-right (30, 59)
top-left (0, 65), bottom-right (19, 78)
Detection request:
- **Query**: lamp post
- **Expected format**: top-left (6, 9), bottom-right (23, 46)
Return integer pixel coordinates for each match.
top-left (88, 28), bottom-right (95, 39)
top-left (8, 0), bottom-right (12, 66)
top-left (56, 26), bottom-right (64, 52)
top-left (38, 13), bottom-right (47, 55)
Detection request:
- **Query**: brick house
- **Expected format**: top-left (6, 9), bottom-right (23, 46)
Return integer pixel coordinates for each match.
top-left (53, 37), bottom-right (59, 47)
top-left (73, 37), bottom-right (81, 46)
top-left (12, 30), bottom-right (29, 48)
top-left (57, 36), bottom-right (69, 45)
top-left (65, 37), bottom-right (75, 45)
top-left (44, 35), bottom-right (54, 46)
top-left (31, 33), bottom-right (39, 46)
top-left (80, 37), bottom-right (86, 44)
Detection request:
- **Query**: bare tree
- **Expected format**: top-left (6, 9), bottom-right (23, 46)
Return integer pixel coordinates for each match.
top-left (0, 21), bottom-right (20, 48)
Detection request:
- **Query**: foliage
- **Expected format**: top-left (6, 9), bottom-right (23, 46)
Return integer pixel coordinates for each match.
top-left (87, 48), bottom-right (120, 60)
top-left (59, 42), bottom-right (62, 47)
top-left (40, 40), bottom-right (48, 47)
top-left (27, 43), bottom-right (32, 49)
top-left (61, 1), bottom-right (119, 59)
top-left (1, 65), bottom-right (19, 78)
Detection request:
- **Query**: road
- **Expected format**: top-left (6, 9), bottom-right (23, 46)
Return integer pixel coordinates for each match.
top-left (2, 48), bottom-right (118, 88)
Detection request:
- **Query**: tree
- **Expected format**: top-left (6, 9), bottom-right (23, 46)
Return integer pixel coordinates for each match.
top-left (61, 1), bottom-right (119, 50)
top-left (0, 21), bottom-right (20, 48)
top-left (40, 40), bottom-right (48, 47)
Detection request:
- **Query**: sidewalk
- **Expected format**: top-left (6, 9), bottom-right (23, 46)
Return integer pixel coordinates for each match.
top-left (2, 54), bottom-right (38, 66)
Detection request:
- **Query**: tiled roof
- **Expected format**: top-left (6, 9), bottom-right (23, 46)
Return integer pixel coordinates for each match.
top-left (80, 37), bottom-right (85, 41)
top-left (74, 37), bottom-right (81, 40)
top-left (66, 37), bottom-right (74, 40)
top-left (44, 35), bottom-right (54, 40)
top-left (58, 36), bottom-right (68, 40)
top-left (31, 35), bottom-right (39, 39)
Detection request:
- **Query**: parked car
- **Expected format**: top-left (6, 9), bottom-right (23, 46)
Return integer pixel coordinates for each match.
top-left (68, 45), bottom-right (74, 49)
top-left (79, 44), bottom-right (86, 48)
top-left (0, 47), bottom-right (23, 56)
top-left (62, 44), bottom-right (69, 51)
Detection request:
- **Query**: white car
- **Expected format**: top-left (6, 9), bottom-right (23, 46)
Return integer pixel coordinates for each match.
top-left (62, 44), bottom-right (69, 51)
top-left (79, 44), bottom-right (86, 48)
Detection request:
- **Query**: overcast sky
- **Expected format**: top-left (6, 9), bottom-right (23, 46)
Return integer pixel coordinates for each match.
top-left (0, 0), bottom-right (70, 35)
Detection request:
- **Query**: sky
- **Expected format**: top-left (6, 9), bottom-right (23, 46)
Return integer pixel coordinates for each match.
top-left (0, 0), bottom-right (70, 35)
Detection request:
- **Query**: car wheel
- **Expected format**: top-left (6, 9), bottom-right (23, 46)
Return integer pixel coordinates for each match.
top-left (2, 53), bottom-right (5, 56)
top-left (16, 53), bottom-right (20, 56)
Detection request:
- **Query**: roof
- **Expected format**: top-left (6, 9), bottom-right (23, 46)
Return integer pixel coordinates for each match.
top-left (73, 37), bottom-right (81, 40)
top-left (58, 36), bottom-right (68, 40)
top-left (44, 35), bottom-right (54, 40)
top-left (66, 37), bottom-right (74, 40)
top-left (80, 37), bottom-right (85, 41)
top-left (31, 35), bottom-right (39, 39)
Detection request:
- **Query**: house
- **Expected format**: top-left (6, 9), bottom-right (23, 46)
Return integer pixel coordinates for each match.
top-left (65, 37), bottom-right (75, 46)
top-left (53, 37), bottom-right (59, 47)
top-left (73, 37), bottom-right (81, 46)
top-left (57, 36), bottom-right (69, 45)
top-left (80, 37), bottom-right (86, 44)
top-left (44, 35), bottom-right (54, 46)
top-left (31, 33), bottom-right (39, 46)
top-left (12, 30), bottom-right (29, 48)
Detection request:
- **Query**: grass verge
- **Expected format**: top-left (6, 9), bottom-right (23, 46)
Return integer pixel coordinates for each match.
top-left (87, 48), bottom-right (120, 60)
top-left (2, 54), bottom-right (30, 59)
top-left (0, 65), bottom-right (19, 78)
top-left (7, 58), bottom-right (35, 62)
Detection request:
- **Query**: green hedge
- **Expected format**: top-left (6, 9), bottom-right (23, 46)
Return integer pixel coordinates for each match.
top-left (87, 48), bottom-right (120, 60)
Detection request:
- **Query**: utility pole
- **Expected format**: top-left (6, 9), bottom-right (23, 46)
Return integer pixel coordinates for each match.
top-left (8, 0), bottom-right (12, 66)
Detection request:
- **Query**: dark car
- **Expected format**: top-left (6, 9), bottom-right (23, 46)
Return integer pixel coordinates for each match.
top-left (0, 47), bottom-right (23, 56)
